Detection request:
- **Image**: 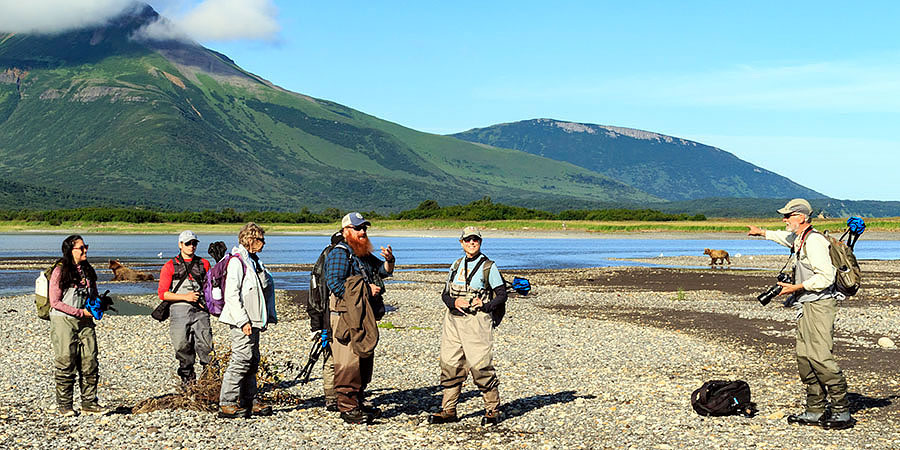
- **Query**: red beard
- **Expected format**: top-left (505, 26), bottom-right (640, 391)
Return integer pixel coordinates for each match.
top-left (345, 233), bottom-right (373, 257)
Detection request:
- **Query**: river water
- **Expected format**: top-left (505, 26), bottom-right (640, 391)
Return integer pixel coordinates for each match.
top-left (3, 233), bottom-right (899, 296)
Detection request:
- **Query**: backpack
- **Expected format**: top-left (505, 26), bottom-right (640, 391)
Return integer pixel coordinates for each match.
top-left (819, 232), bottom-right (861, 297)
top-left (202, 253), bottom-right (245, 316)
top-left (34, 262), bottom-right (61, 321)
top-left (449, 255), bottom-right (506, 327)
top-left (690, 380), bottom-right (756, 417)
top-left (309, 235), bottom-right (347, 316)
top-left (798, 229), bottom-right (862, 297)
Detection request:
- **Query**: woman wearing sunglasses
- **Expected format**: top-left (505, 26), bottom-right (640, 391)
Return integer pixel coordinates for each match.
top-left (48, 235), bottom-right (105, 416)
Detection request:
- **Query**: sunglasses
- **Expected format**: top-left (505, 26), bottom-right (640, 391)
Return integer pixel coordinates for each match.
top-left (182, 240), bottom-right (199, 247)
top-left (349, 225), bottom-right (368, 232)
top-left (256, 237), bottom-right (266, 244)
top-left (462, 237), bottom-right (481, 243)
top-left (783, 213), bottom-right (799, 219)
top-left (73, 245), bottom-right (89, 251)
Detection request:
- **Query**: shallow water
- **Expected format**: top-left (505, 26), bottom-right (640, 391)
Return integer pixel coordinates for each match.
top-left (2, 233), bottom-right (898, 296)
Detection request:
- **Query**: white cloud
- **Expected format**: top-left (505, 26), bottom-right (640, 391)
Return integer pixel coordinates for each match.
top-left (136, 0), bottom-right (279, 42)
top-left (0, 0), bottom-right (139, 34)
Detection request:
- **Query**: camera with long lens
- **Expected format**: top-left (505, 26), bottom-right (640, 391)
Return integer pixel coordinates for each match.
top-left (757, 273), bottom-right (792, 306)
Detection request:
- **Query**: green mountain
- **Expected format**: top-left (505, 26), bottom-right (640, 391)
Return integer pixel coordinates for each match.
top-left (451, 119), bottom-right (825, 201)
top-left (0, 5), bottom-right (660, 212)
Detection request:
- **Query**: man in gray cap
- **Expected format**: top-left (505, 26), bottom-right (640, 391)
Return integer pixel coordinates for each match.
top-left (747, 199), bottom-right (853, 429)
top-left (157, 230), bottom-right (212, 386)
top-left (324, 212), bottom-right (394, 424)
top-left (429, 226), bottom-right (507, 426)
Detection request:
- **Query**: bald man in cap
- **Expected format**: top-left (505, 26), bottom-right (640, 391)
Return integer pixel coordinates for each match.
top-left (748, 198), bottom-right (853, 430)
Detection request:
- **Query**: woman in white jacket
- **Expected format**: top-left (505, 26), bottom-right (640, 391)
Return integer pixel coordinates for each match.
top-left (218, 222), bottom-right (277, 418)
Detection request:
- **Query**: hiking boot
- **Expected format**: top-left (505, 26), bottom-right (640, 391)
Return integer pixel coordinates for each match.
top-left (179, 374), bottom-right (196, 388)
top-left (427, 410), bottom-right (459, 424)
top-left (823, 411), bottom-right (855, 430)
top-left (218, 405), bottom-right (249, 419)
top-left (58, 406), bottom-right (78, 417)
top-left (251, 402), bottom-right (273, 417)
top-left (361, 400), bottom-right (382, 419)
top-left (786, 410), bottom-right (824, 426)
top-left (325, 399), bottom-right (339, 412)
top-left (81, 402), bottom-right (108, 415)
top-left (481, 409), bottom-right (502, 426)
top-left (340, 408), bottom-right (373, 424)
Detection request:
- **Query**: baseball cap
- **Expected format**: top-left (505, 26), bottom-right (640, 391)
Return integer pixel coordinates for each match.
top-left (777, 198), bottom-right (813, 216)
top-left (178, 230), bottom-right (198, 244)
top-left (341, 212), bottom-right (371, 228)
top-left (460, 226), bottom-right (482, 240)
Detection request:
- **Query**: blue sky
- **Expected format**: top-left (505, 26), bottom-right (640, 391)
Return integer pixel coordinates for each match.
top-left (155, 2), bottom-right (899, 200)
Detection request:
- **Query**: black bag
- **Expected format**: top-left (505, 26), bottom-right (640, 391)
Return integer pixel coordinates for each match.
top-left (150, 301), bottom-right (170, 321)
top-left (309, 232), bottom-right (345, 317)
top-left (690, 380), bottom-right (756, 417)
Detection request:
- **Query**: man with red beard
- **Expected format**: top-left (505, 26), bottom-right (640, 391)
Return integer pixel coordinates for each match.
top-left (325, 212), bottom-right (395, 424)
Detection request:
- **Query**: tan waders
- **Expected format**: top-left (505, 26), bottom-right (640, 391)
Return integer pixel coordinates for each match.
top-left (438, 310), bottom-right (500, 415)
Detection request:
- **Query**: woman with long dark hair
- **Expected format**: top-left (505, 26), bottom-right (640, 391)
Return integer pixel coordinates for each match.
top-left (48, 235), bottom-right (104, 416)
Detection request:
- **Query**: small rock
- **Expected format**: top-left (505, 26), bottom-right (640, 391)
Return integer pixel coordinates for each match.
top-left (878, 337), bottom-right (896, 349)
top-left (766, 411), bottom-right (785, 420)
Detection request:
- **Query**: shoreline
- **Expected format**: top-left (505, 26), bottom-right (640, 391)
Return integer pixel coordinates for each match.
top-left (3, 227), bottom-right (900, 240)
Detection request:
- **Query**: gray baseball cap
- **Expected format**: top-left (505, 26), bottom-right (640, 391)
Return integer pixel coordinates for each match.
top-left (777, 198), bottom-right (813, 216)
top-left (178, 230), bottom-right (198, 244)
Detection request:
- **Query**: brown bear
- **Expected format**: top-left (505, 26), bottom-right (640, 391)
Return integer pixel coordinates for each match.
top-left (703, 248), bottom-right (731, 267)
top-left (109, 260), bottom-right (155, 281)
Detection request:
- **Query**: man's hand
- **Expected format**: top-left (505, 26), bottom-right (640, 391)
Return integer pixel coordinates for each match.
top-left (380, 245), bottom-right (394, 262)
top-left (369, 283), bottom-right (382, 296)
top-left (183, 291), bottom-right (200, 302)
top-left (470, 296), bottom-right (484, 309)
top-left (747, 225), bottom-right (765, 237)
top-left (453, 296), bottom-right (469, 314)
top-left (777, 282), bottom-right (804, 296)
top-left (241, 322), bottom-right (252, 336)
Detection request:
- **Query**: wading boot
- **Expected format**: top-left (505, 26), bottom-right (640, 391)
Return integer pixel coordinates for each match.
top-left (58, 406), bottom-right (77, 417)
top-left (325, 399), bottom-right (339, 412)
top-left (218, 404), bottom-right (248, 419)
top-left (251, 402), bottom-right (273, 417)
top-left (786, 410), bottom-right (824, 427)
top-left (427, 410), bottom-right (459, 424)
top-left (823, 411), bottom-right (855, 430)
top-left (340, 408), bottom-right (373, 424)
top-left (481, 409), bottom-right (502, 426)
top-left (361, 400), bottom-right (382, 419)
top-left (81, 402), bottom-right (108, 415)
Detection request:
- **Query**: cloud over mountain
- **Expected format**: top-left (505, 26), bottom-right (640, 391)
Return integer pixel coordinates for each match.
top-left (0, 0), bottom-right (280, 42)
top-left (0, 0), bottom-right (139, 34)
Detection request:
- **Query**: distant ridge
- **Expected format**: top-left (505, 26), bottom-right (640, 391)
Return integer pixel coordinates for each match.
top-left (452, 119), bottom-right (825, 201)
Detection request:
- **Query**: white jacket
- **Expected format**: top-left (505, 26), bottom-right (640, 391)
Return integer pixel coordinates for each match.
top-left (218, 245), bottom-right (277, 328)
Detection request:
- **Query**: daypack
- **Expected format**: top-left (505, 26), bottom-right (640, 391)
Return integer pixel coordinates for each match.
top-left (798, 229), bottom-right (862, 297)
top-left (819, 232), bottom-right (861, 297)
top-left (508, 277), bottom-right (531, 295)
top-left (690, 380), bottom-right (756, 417)
top-left (203, 253), bottom-right (245, 316)
top-left (309, 236), bottom-right (348, 316)
top-left (34, 262), bottom-right (61, 321)
top-left (449, 255), bottom-right (506, 327)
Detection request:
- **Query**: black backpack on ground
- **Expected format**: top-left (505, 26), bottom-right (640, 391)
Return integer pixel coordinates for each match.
top-left (690, 380), bottom-right (756, 417)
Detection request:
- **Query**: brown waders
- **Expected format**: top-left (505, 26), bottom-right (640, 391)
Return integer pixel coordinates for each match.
top-left (796, 297), bottom-right (849, 414)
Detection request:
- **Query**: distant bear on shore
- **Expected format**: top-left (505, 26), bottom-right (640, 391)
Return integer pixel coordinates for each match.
top-left (109, 260), bottom-right (155, 281)
top-left (703, 248), bottom-right (731, 267)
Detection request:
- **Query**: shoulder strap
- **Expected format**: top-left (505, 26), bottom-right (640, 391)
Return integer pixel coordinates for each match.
top-left (481, 258), bottom-right (494, 290)
top-left (172, 256), bottom-right (197, 293)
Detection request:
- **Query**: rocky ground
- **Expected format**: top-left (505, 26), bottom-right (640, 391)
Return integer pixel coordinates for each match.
top-left (2, 256), bottom-right (900, 449)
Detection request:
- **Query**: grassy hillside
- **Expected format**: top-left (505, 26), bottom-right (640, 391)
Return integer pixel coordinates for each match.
top-left (0, 6), bottom-right (660, 211)
top-left (452, 119), bottom-right (825, 201)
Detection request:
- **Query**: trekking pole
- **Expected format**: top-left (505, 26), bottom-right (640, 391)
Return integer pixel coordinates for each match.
top-left (296, 331), bottom-right (326, 384)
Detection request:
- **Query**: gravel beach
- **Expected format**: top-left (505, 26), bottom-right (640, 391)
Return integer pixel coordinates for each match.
top-left (2, 255), bottom-right (900, 449)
